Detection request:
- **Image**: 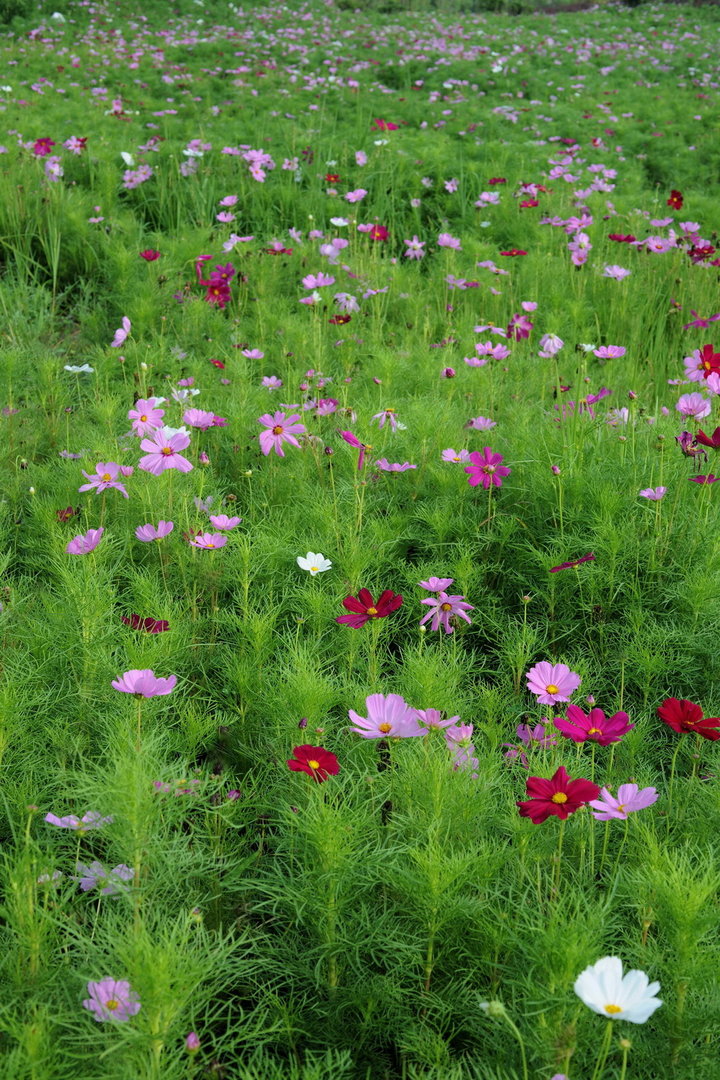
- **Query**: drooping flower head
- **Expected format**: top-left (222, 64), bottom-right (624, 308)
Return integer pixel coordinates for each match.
top-left (348, 693), bottom-right (425, 739)
top-left (83, 978), bottom-right (141, 1023)
top-left (526, 662), bottom-right (581, 705)
top-left (657, 697), bottom-right (720, 741)
top-left (554, 705), bottom-right (634, 746)
top-left (336, 588), bottom-right (403, 628)
top-left (574, 957), bottom-right (662, 1024)
top-left (287, 745), bottom-right (340, 782)
top-left (111, 669), bottom-right (177, 698)
top-left (73, 862), bottom-right (134, 894)
top-left (550, 553), bottom-right (596, 573)
top-left (121, 614), bottom-right (169, 633)
top-left (517, 765), bottom-right (600, 824)
top-left (464, 447), bottom-right (511, 489)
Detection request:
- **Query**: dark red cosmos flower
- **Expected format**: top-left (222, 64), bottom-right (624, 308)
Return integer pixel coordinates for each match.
top-left (33, 137), bottom-right (55, 157)
top-left (667, 189), bottom-right (684, 210)
top-left (517, 765), bottom-right (600, 824)
top-left (287, 744), bottom-right (340, 782)
top-left (608, 233), bottom-right (637, 243)
top-left (325, 173), bottom-right (340, 183)
top-left (550, 552), bottom-right (596, 573)
top-left (208, 358), bottom-right (226, 369)
top-left (329, 314), bottom-right (351, 325)
top-left (139, 249), bottom-right (161, 261)
top-left (657, 698), bottom-right (720, 741)
top-left (696, 343), bottom-right (720, 377)
top-left (121, 614), bottom-right (170, 633)
top-left (696, 426), bottom-right (720, 449)
top-left (689, 474), bottom-right (719, 484)
top-left (264, 246), bottom-right (293, 256)
top-left (336, 588), bottom-right (403, 628)
top-left (689, 244), bottom-right (715, 264)
top-left (369, 225), bottom-right (389, 241)
top-left (520, 199), bottom-right (539, 209)
top-left (56, 506), bottom-right (80, 522)
top-left (488, 177), bottom-right (507, 185)
top-left (499, 249), bottom-right (527, 257)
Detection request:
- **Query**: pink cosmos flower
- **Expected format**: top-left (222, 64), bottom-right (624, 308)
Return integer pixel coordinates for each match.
top-left (375, 459), bottom-right (416, 472)
top-left (183, 408), bottom-right (216, 430)
top-left (465, 417), bottom-right (496, 430)
top-left (404, 236), bottom-right (425, 260)
top-left (444, 723), bottom-right (474, 749)
top-left (676, 392), bottom-right (711, 420)
top-left (66, 528), bottom-right (104, 555)
top-left (507, 313), bottom-right (533, 341)
top-left (139, 430), bottom-right (193, 475)
top-left (526, 662), bottom-right (581, 705)
top-left (302, 273), bottom-right (335, 289)
top-left (538, 334), bottom-right (564, 358)
top-left (420, 591), bottom-right (474, 634)
top-left (111, 316), bottom-right (131, 348)
top-left (639, 487), bottom-right (667, 500)
top-left (348, 693), bottom-right (425, 739)
top-left (78, 462), bottom-right (129, 499)
top-left (554, 705), bottom-right (634, 746)
top-left (262, 376), bottom-right (283, 390)
top-left (33, 137), bottom-right (56, 157)
top-left (188, 532), bottom-right (228, 549)
top-left (603, 265), bottom-right (631, 280)
top-left (73, 862), bottom-right (134, 894)
top-left (208, 515), bottom-right (242, 530)
top-left (503, 723), bottom-right (558, 767)
top-left (588, 784), bottom-right (658, 821)
top-left (464, 447), bottom-right (511, 489)
top-left (345, 189), bottom-right (367, 203)
top-left (258, 411), bottom-right (306, 456)
top-left (371, 409), bottom-right (400, 432)
top-left (593, 346), bottom-right (626, 360)
top-left (128, 399), bottom-right (164, 436)
top-left (135, 520), bottom-right (174, 541)
top-left (45, 811), bottom-right (113, 832)
top-left (438, 232), bottom-right (461, 250)
top-left (83, 978), bottom-right (141, 1023)
top-left (111, 669), bottom-right (177, 697)
top-left (416, 708), bottom-right (461, 730)
top-left (419, 577), bottom-right (454, 592)
top-left (442, 448), bottom-right (472, 463)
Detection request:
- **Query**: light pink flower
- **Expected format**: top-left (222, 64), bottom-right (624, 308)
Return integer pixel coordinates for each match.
top-left (345, 189), bottom-right (367, 203)
top-left (416, 708), bottom-right (460, 730)
top-left (438, 232), bottom-right (461, 250)
top-left (83, 978), bottom-right (141, 1023)
top-left (676, 392), bottom-right (711, 420)
top-left (593, 345), bottom-right (626, 360)
top-left (588, 784), bottom-right (659, 821)
top-left (139, 431), bottom-right (193, 475)
top-left (188, 532), bottom-right (228, 549)
top-left (375, 459), bottom-right (416, 472)
top-left (603, 265), bottom-right (631, 280)
top-left (111, 316), bottom-right (131, 348)
top-left (128, 399), bottom-right (164, 436)
top-left (135, 520), bottom-right (174, 541)
top-left (45, 811), bottom-right (113, 831)
top-left (442, 448), bottom-right (472, 463)
top-left (111, 669), bottom-right (177, 696)
top-left (419, 577), bottom-right (454, 592)
top-left (348, 693), bottom-right (425, 739)
top-left (78, 462), bottom-right (129, 498)
top-left (526, 662), bottom-right (581, 705)
top-left (639, 487), bottom-right (667, 500)
top-left (208, 515), bottom-right (242, 530)
top-left (183, 408), bottom-right (216, 430)
top-left (420, 591), bottom-right (474, 634)
top-left (66, 528), bottom-right (104, 555)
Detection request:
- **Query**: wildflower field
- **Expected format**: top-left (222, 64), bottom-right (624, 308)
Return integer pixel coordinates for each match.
top-left (1, 0), bottom-right (720, 1076)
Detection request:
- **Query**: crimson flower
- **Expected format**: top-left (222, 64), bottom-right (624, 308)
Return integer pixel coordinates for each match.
top-left (329, 314), bottom-right (351, 325)
top-left (56, 506), bottom-right (80, 522)
top-left (499, 248), bottom-right (527, 257)
top-left (608, 233), bottom-right (637, 243)
top-left (517, 766), bottom-right (600, 824)
top-left (336, 588), bottom-right (403, 628)
top-left (667, 189), bottom-right (684, 210)
top-left (689, 474), bottom-right (719, 485)
top-left (520, 199), bottom-right (539, 209)
top-left (657, 698), bottom-right (720, 741)
top-left (488, 177), bottom-right (507, 185)
top-left (208, 358), bottom-right (226, 369)
top-left (325, 173), bottom-right (340, 183)
top-left (287, 745), bottom-right (340, 782)
top-left (121, 614), bottom-right (169, 633)
top-left (696, 343), bottom-right (720, 378)
top-left (550, 553), bottom-right (596, 573)
top-left (696, 427), bottom-right (720, 449)
top-left (369, 225), bottom-right (389, 241)
top-left (139, 249), bottom-right (161, 261)
top-left (689, 244), bottom-right (715, 264)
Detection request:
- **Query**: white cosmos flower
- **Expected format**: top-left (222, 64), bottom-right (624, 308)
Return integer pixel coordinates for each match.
top-left (297, 552), bottom-right (332, 576)
top-left (64, 364), bottom-right (94, 374)
top-left (120, 152), bottom-right (135, 167)
top-left (574, 957), bottom-right (662, 1024)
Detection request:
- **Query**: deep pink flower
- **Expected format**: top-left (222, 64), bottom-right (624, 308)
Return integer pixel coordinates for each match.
top-left (139, 431), bottom-right (193, 475)
top-left (348, 693), bottom-right (424, 738)
top-left (258, 411), bottom-right (306, 457)
top-left (464, 447), bottom-right (511, 489)
top-left (550, 553), bottom-right (596, 573)
top-left (111, 669), bottom-right (177, 697)
top-left (139, 249), bottom-right (161, 261)
top-left (66, 528), bottom-right (104, 555)
top-left (419, 591), bottom-right (474, 634)
top-left (78, 462), bottom-right (129, 499)
top-left (526, 662), bottom-right (581, 705)
top-left (336, 588), bottom-right (403, 628)
top-left (689, 474), bottom-right (719, 484)
top-left (554, 705), bottom-right (634, 746)
top-left (83, 978), bottom-right (141, 1023)
top-left (506, 313), bottom-right (533, 341)
top-left (33, 138), bottom-right (55, 157)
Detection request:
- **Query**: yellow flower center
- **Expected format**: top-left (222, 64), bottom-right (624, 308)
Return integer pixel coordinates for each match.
top-left (272, 425), bottom-right (284, 435)
top-left (307, 759), bottom-right (320, 770)
top-left (366, 606), bottom-right (378, 615)
top-left (102, 473), bottom-right (112, 482)
top-left (546, 683), bottom-right (559, 694)
top-left (587, 727), bottom-right (601, 735)
top-left (161, 446), bottom-right (173, 455)
top-left (106, 999), bottom-right (119, 1011)
top-left (551, 792), bottom-right (568, 804)
top-left (604, 1004), bottom-right (623, 1015)
top-left (310, 566), bottom-right (319, 573)
top-left (616, 804), bottom-right (626, 814)
top-left (205, 542), bottom-right (215, 548)
top-left (378, 722), bottom-right (392, 733)
top-left (140, 414), bottom-right (148, 422)
top-left (440, 603), bottom-right (452, 611)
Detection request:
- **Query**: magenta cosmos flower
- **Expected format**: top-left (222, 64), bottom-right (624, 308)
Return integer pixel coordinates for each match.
top-left (139, 430), bottom-right (193, 475)
top-left (188, 532), bottom-right (227, 549)
top-left (135, 520), bottom-right (174, 541)
top-left (554, 705), bottom-right (633, 746)
top-left (348, 693), bottom-right (425, 739)
top-left (128, 398), bottom-right (164, 436)
top-left (526, 662), bottom-right (581, 705)
top-left (464, 447), bottom-right (511, 489)
top-left (111, 669), bottom-right (177, 697)
top-left (78, 462), bottom-right (129, 498)
top-left (589, 784), bottom-right (658, 821)
top-left (419, 591), bottom-right (474, 634)
top-left (83, 978), bottom-right (141, 1023)
top-left (66, 528), bottom-right (104, 555)
top-left (209, 514), bottom-right (242, 530)
top-left (258, 411), bottom-right (306, 456)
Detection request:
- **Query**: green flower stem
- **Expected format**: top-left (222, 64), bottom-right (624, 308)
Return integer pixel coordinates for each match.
top-left (590, 1020), bottom-right (614, 1080)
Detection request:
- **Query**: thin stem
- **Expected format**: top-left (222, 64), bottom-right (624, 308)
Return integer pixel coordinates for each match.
top-left (552, 817), bottom-right (566, 897)
top-left (666, 737), bottom-right (684, 835)
top-left (590, 1020), bottom-right (614, 1080)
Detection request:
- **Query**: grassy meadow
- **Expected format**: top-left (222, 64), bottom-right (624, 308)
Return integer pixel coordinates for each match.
top-left (0, 0), bottom-right (719, 1077)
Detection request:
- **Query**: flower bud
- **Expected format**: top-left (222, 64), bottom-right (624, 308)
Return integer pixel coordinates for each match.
top-left (185, 1032), bottom-right (201, 1054)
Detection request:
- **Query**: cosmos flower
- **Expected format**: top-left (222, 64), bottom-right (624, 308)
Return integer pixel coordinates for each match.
top-left (297, 552), bottom-right (332, 575)
top-left (138, 430), bottom-right (193, 475)
top-left (336, 588), bottom-right (403, 628)
top-left (374, 459), bottom-right (416, 472)
top-left (121, 614), bottom-right (169, 633)
top-left (554, 705), bottom-right (634, 746)
top-left (258, 411), bottom-right (306, 457)
top-left (66, 528), bottom-right (104, 555)
top-left (287, 745), bottom-right (340, 782)
top-left (111, 669), bottom-right (177, 697)
top-left (574, 957), bottom-right (662, 1024)
top-left (526, 662), bottom-right (581, 705)
top-left (73, 862), bottom-right (134, 894)
top-left (135, 520), bottom-right (174, 542)
top-left (348, 693), bottom-right (425, 739)
top-left (639, 487), bottom-right (667, 500)
top-left (45, 811), bottom-right (114, 832)
top-left (517, 765), bottom-right (600, 824)
top-left (110, 316), bottom-right (131, 348)
top-left (549, 553), bottom-right (596, 573)
top-left (419, 591), bottom-right (474, 634)
top-left (78, 462), bottom-right (129, 499)
top-left (188, 533), bottom-right (228, 549)
top-left (588, 785), bottom-right (658, 821)
top-left (657, 697), bottom-right (720, 741)
top-left (83, 978), bottom-right (141, 1023)
top-left (464, 447), bottom-right (511, 489)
